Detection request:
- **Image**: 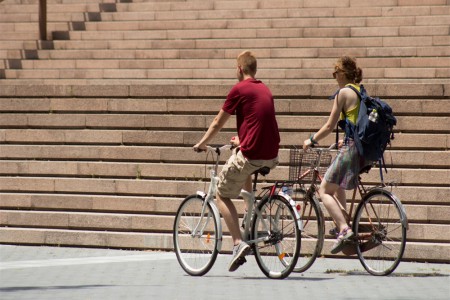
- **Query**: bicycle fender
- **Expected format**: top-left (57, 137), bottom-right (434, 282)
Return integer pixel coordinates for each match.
top-left (389, 191), bottom-right (409, 230)
top-left (196, 191), bottom-right (206, 199)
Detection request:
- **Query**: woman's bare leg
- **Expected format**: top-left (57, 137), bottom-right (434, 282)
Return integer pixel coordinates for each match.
top-left (319, 181), bottom-right (351, 233)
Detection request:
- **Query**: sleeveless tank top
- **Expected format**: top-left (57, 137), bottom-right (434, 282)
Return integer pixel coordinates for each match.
top-left (339, 83), bottom-right (361, 125)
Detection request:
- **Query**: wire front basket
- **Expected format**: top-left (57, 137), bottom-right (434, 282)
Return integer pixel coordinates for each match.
top-left (289, 148), bottom-right (332, 183)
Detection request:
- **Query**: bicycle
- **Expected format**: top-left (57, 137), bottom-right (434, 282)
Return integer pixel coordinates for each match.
top-left (287, 145), bottom-right (408, 276)
top-left (173, 145), bottom-right (301, 279)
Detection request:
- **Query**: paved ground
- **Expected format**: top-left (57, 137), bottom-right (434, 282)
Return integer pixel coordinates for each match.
top-left (0, 245), bottom-right (449, 300)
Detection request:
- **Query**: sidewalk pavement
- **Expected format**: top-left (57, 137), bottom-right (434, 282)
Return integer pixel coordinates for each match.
top-left (1, 245), bottom-right (449, 300)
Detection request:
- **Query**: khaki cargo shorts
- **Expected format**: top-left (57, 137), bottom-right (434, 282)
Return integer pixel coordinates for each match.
top-left (217, 149), bottom-right (279, 199)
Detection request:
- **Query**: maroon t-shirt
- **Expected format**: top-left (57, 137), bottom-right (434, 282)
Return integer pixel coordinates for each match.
top-left (222, 78), bottom-right (280, 160)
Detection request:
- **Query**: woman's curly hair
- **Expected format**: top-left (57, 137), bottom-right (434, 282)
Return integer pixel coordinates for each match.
top-left (335, 56), bottom-right (363, 83)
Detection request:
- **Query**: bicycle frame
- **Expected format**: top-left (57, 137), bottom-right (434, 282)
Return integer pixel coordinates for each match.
top-left (240, 185), bottom-right (296, 246)
top-left (193, 145), bottom-right (301, 252)
top-left (295, 148), bottom-right (408, 251)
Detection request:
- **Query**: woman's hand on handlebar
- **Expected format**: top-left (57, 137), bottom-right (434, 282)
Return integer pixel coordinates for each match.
top-left (303, 138), bottom-right (313, 150)
top-left (193, 142), bottom-right (207, 152)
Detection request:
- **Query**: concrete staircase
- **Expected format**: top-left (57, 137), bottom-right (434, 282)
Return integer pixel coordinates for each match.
top-left (0, 0), bottom-right (449, 262)
top-left (1, 0), bottom-right (450, 84)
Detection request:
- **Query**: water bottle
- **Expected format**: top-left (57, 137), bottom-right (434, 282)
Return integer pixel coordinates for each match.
top-left (282, 185), bottom-right (293, 197)
top-left (369, 109), bottom-right (378, 123)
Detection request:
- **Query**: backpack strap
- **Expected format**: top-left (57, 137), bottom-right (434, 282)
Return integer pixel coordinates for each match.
top-left (333, 90), bottom-right (347, 146)
top-left (339, 85), bottom-right (362, 141)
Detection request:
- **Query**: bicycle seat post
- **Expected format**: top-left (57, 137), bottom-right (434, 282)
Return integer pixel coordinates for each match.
top-left (253, 172), bottom-right (259, 192)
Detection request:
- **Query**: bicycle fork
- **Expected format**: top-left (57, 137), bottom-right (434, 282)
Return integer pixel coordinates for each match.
top-left (195, 170), bottom-right (223, 252)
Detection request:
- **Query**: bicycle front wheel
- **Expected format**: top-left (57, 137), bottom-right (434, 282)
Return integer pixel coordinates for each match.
top-left (354, 189), bottom-right (407, 276)
top-left (293, 188), bottom-right (324, 273)
top-left (252, 194), bottom-right (301, 279)
top-left (173, 194), bottom-right (220, 276)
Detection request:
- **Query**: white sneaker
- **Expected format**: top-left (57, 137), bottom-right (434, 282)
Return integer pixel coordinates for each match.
top-left (228, 242), bottom-right (250, 272)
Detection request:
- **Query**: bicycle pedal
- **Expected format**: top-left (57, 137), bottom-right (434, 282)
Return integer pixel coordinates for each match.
top-left (343, 239), bottom-right (354, 245)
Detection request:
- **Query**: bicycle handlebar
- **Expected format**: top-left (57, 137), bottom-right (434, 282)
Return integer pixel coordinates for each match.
top-left (193, 144), bottom-right (234, 155)
top-left (206, 145), bottom-right (234, 153)
top-left (306, 143), bottom-right (338, 152)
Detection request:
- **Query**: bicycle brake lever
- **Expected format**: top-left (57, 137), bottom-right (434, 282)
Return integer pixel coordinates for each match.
top-left (329, 143), bottom-right (338, 150)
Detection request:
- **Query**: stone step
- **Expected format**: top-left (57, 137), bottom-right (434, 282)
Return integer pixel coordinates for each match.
top-left (0, 130), bottom-right (448, 154)
top-left (1, 183), bottom-right (449, 212)
top-left (0, 174), bottom-right (449, 197)
top-left (1, 134), bottom-right (449, 163)
top-left (1, 78), bottom-right (449, 87)
top-left (3, 67), bottom-right (449, 80)
top-left (0, 32), bottom-right (37, 41)
top-left (4, 40), bottom-right (445, 59)
top-left (0, 126), bottom-right (448, 149)
top-left (0, 112), bottom-right (448, 131)
top-left (3, 17), bottom-right (449, 39)
top-left (1, 98), bottom-right (449, 115)
top-left (3, 45), bottom-right (450, 61)
top-left (4, 0), bottom-right (119, 4)
top-left (0, 1), bottom-right (431, 16)
top-left (0, 227), bottom-right (448, 262)
top-left (1, 207), bottom-right (449, 236)
top-left (0, 82), bottom-right (449, 98)
top-left (2, 57), bottom-right (450, 72)
top-left (0, 150), bottom-right (449, 180)
top-left (1, 2), bottom-right (448, 19)
top-left (0, 133), bottom-right (447, 164)
top-left (0, 194), bottom-right (182, 214)
top-left (0, 22), bottom-right (72, 33)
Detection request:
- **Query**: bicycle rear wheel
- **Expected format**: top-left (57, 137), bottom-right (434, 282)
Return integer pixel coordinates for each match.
top-left (354, 189), bottom-right (407, 276)
top-left (293, 188), bottom-right (324, 273)
top-left (173, 194), bottom-right (220, 276)
top-left (252, 194), bottom-right (301, 279)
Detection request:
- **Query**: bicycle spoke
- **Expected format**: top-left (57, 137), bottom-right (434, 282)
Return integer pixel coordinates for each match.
top-left (292, 187), bottom-right (324, 273)
top-left (355, 190), bottom-right (407, 276)
top-left (252, 195), bottom-right (300, 279)
top-left (173, 195), bottom-right (220, 276)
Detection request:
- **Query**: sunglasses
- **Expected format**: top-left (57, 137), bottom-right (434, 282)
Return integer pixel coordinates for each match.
top-left (332, 69), bottom-right (343, 79)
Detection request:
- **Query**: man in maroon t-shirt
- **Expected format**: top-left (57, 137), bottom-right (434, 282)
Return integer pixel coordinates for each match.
top-left (194, 51), bottom-right (280, 272)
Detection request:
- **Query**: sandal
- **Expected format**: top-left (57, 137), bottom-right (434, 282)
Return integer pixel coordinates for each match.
top-left (330, 226), bottom-right (354, 254)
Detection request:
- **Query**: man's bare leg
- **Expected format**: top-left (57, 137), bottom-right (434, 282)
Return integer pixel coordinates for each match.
top-left (216, 193), bottom-right (242, 246)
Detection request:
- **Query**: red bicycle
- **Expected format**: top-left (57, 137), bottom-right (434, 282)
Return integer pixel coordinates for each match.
top-left (287, 146), bottom-right (408, 276)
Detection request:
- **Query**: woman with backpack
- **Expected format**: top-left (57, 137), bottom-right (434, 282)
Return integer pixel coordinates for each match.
top-left (303, 56), bottom-right (364, 254)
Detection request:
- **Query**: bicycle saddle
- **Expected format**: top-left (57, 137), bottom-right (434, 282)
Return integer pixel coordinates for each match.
top-left (255, 166), bottom-right (271, 176)
top-left (359, 164), bottom-right (373, 174)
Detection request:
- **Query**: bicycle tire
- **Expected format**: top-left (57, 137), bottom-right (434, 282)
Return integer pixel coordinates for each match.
top-left (173, 194), bottom-right (220, 276)
top-left (293, 188), bottom-right (324, 273)
top-left (252, 194), bottom-right (301, 279)
top-left (354, 189), bottom-right (407, 276)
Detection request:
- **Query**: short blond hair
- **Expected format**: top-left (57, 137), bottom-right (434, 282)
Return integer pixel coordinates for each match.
top-left (237, 51), bottom-right (257, 76)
